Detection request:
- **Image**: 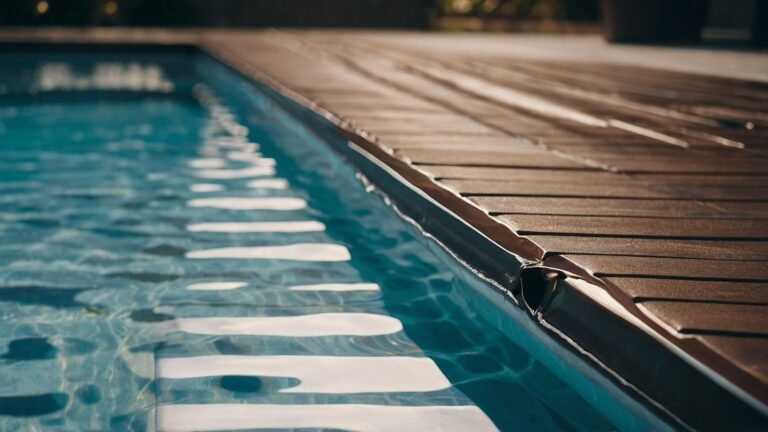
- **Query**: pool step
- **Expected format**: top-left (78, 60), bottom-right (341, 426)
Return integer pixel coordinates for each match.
top-left (155, 403), bottom-right (497, 432)
top-left (156, 355), bottom-right (452, 393)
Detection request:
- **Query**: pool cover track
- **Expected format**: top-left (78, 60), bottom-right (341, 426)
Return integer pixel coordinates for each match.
top-left (2, 30), bottom-right (768, 430)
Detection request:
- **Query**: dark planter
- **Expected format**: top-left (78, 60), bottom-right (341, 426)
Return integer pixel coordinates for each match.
top-left (753, 0), bottom-right (768, 47)
top-left (601, 0), bottom-right (710, 44)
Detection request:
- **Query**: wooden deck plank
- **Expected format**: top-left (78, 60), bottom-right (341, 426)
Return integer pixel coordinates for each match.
top-left (641, 302), bottom-right (768, 336)
top-left (502, 215), bottom-right (768, 238)
top-left (461, 180), bottom-right (768, 201)
top-left (595, 158), bottom-right (768, 175)
top-left (400, 149), bottom-right (589, 169)
top-left (562, 255), bottom-right (768, 281)
top-left (529, 236), bottom-right (768, 261)
top-left (426, 166), bottom-right (768, 194)
top-left (419, 165), bottom-right (618, 182)
top-left (699, 336), bottom-right (768, 384)
top-left (449, 179), bottom-right (673, 199)
top-left (481, 198), bottom-right (740, 218)
top-left (604, 277), bottom-right (768, 304)
top-left (632, 174), bottom-right (768, 187)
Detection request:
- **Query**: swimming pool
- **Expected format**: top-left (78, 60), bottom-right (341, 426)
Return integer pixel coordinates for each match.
top-left (0, 47), bottom-right (667, 431)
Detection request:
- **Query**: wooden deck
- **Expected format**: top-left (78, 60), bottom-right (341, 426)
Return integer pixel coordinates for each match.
top-left (3, 29), bottom-right (768, 426)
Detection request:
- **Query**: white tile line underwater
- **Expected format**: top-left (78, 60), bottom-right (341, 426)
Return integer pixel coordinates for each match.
top-left (158, 313), bottom-right (403, 337)
top-left (246, 178), bottom-right (289, 189)
top-left (198, 142), bottom-right (260, 155)
top-left (155, 404), bottom-right (497, 432)
top-left (186, 221), bottom-right (325, 232)
top-left (36, 62), bottom-right (175, 93)
top-left (289, 283), bottom-right (381, 292)
top-left (163, 85), bottom-right (496, 431)
top-left (194, 165), bottom-right (275, 179)
top-left (226, 152), bottom-right (277, 166)
top-left (184, 282), bottom-right (380, 292)
top-left (195, 151), bottom-right (275, 169)
top-left (188, 158), bottom-right (228, 169)
top-left (186, 281), bottom-right (248, 291)
top-left (185, 243), bottom-right (351, 261)
top-left (189, 179), bottom-right (287, 194)
top-left (189, 183), bottom-right (225, 192)
top-left (186, 196), bottom-right (307, 210)
top-left (208, 141), bottom-right (259, 152)
top-left (157, 355), bottom-right (452, 393)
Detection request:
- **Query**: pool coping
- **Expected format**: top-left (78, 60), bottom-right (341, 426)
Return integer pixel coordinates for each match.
top-left (1, 32), bottom-right (766, 429)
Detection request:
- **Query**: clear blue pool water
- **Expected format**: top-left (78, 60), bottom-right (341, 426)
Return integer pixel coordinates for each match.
top-left (0, 50), bottom-right (664, 431)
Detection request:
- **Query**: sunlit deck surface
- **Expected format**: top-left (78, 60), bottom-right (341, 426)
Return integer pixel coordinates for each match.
top-left (3, 28), bottom-right (768, 423)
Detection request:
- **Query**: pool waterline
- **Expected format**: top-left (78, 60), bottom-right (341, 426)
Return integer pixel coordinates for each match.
top-left (0, 48), bottom-right (667, 431)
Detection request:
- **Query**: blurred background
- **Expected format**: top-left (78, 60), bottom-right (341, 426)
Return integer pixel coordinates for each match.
top-left (0, 0), bottom-right (765, 46)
